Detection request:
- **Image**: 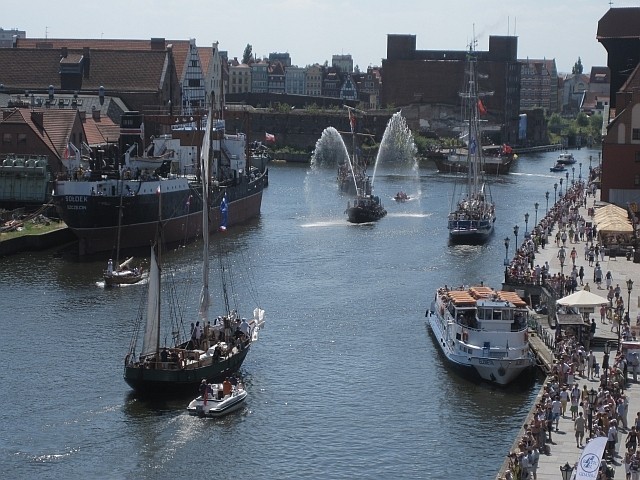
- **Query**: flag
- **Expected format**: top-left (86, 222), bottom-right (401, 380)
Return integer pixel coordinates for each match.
top-left (219, 195), bottom-right (228, 231)
top-left (574, 436), bottom-right (607, 479)
top-left (469, 136), bottom-right (477, 154)
top-left (477, 99), bottom-right (487, 115)
top-left (349, 110), bottom-right (356, 132)
top-left (265, 132), bottom-right (275, 143)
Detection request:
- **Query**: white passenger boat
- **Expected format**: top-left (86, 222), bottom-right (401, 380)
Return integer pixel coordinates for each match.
top-left (187, 381), bottom-right (247, 418)
top-left (428, 285), bottom-right (535, 385)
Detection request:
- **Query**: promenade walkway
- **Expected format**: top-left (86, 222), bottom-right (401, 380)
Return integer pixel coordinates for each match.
top-left (498, 180), bottom-right (640, 480)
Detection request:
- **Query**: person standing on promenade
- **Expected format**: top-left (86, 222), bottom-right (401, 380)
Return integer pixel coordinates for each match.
top-left (606, 271), bottom-right (614, 290)
top-left (559, 386), bottom-right (569, 416)
top-left (588, 350), bottom-right (597, 380)
top-left (579, 265), bottom-right (585, 285)
top-left (575, 412), bottom-right (586, 447)
top-left (602, 304), bottom-right (608, 324)
top-left (529, 447), bottom-right (539, 480)
top-left (571, 247), bottom-right (577, 266)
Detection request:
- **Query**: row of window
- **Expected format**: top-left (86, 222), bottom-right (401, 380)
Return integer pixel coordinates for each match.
top-left (3, 133), bottom-right (27, 144)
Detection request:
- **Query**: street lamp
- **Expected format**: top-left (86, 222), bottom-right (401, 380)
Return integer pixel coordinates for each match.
top-left (513, 224), bottom-right (519, 249)
top-left (534, 202), bottom-right (539, 227)
top-left (603, 341), bottom-right (611, 387)
top-left (545, 191), bottom-right (549, 214)
top-left (559, 177), bottom-right (564, 196)
top-left (504, 237), bottom-right (510, 266)
top-left (589, 155), bottom-right (593, 170)
top-left (579, 162), bottom-right (582, 181)
top-left (572, 166), bottom-right (575, 183)
top-left (626, 279), bottom-right (634, 348)
top-left (566, 171), bottom-right (569, 185)
top-left (554, 183), bottom-right (558, 203)
top-left (588, 387), bottom-right (598, 438)
top-left (524, 213), bottom-right (530, 237)
top-left (560, 462), bottom-right (574, 480)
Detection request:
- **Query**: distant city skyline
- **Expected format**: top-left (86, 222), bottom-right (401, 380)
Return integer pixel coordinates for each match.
top-left (2, 0), bottom-right (632, 73)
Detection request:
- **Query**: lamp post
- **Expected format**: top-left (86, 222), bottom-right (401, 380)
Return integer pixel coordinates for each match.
top-left (545, 191), bottom-right (550, 214)
top-left (504, 237), bottom-right (510, 266)
top-left (513, 224), bottom-right (519, 250)
top-left (572, 166), bottom-right (575, 183)
top-left (554, 183), bottom-right (558, 203)
top-left (589, 155), bottom-right (593, 170)
top-left (560, 462), bottom-right (574, 480)
top-left (588, 387), bottom-right (598, 438)
top-left (566, 171), bottom-right (569, 186)
top-left (579, 162), bottom-right (582, 181)
top-left (534, 202), bottom-right (539, 228)
top-left (524, 212), bottom-right (530, 237)
top-left (559, 178), bottom-right (564, 196)
top-left (626, 279), bottom-right (634, 349)
top-left (603, 341), bottom-right (611, 387)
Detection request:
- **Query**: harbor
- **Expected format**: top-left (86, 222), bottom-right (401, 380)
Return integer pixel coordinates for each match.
top-left (5, 148), bottom-right (585, 479)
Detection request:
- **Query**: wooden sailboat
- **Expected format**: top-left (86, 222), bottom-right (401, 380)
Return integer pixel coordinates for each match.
top-left (123, 110), bottom-right (265, 397)
top-left (103, 181), bottom-right (144, 287)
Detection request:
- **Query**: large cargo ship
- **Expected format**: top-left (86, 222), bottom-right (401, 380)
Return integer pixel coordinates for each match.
top-left (53, 117), bottom-right (266, 255)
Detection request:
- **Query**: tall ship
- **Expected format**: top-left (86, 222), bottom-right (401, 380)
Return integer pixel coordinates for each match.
top-left (428, 285), bottom-right (535, 385)
top-left (123, 112), bottom-right (265, 396)
top-left (447, 47), bottom-right (496, 242)
top-left (52, 112), bottom-right (266, 255)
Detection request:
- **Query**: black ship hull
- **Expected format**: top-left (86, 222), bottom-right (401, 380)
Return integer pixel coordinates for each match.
top-left (54, 174), bottom-right (266, 255)
top-left (124, 347), bottom-right (250, 397)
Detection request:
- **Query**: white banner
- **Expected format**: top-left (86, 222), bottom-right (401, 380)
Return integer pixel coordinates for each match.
top-left (574, 436), bottom-right (608, 479)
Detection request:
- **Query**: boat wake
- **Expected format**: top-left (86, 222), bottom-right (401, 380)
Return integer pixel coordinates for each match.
top-left (301, 219), bottom-right (349, 228)
top-left (388, 212), bottom-right (431, 218)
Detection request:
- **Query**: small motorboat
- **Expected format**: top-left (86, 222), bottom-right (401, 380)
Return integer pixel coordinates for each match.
top-left (394, 191), bottom-right (409, 202)
top-left (187, 380), bottom-right (247, 418)
top-left (556, 152), bottom-right (576, 164)
top-left (549, 162), bottom-right (567, 172)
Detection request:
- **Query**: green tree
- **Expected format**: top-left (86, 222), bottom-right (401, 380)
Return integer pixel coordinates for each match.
top-left (242, 44), bottom-right (253, 64)
top-left (576, 112), bottom-right (589, 127)
top-left (572, 57), bottom-right (583, 75)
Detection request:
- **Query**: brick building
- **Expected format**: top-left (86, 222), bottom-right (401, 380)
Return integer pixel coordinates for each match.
top-left (381, 34), bottom-right (521, 145)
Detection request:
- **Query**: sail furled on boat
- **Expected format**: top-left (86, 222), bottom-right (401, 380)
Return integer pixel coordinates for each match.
top-left (199, 112), bottom-right (212, 322)
top-left (141, 244), bottom-right (161, 357)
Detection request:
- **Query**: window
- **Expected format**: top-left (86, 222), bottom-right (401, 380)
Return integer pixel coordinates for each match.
top-left (2, 133), bottom-right (11, 144)
top-left (633, 129), bottom-right (640, 141)
top-left (18, 133), bottom-right (27, 144)
top-left (636, 174), bottom-right (640, 186)
top-left (636, 152), bottom-right (640, 163)
top-left (188, 79), bottom-right (201, 87)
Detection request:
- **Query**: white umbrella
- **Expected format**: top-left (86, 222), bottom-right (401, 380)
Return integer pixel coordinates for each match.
top-left (556, 290), bottom-right (609, 307)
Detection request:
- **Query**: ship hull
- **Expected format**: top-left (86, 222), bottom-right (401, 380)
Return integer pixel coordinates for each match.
top-left (124, 347), bottom-right (250, 397)
top-left (53, 174), bottom-right (265, 255)
top-left (427, 306), bottom-right (533, 386)
top-left (435, 156), bottom-right (513, 175)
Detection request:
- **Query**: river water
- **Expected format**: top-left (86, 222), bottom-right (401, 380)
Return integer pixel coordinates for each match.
top-left (0, 147), bottom-right (601, 479)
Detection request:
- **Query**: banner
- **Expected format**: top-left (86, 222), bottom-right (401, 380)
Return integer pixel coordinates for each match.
top-left (574, 436), bottom-right (607, 479)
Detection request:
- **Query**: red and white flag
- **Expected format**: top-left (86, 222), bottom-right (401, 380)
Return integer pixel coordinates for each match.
top-left (265, 132), bottom-right (275, 143)
top-left (349, 110), bottom-right (356, 132)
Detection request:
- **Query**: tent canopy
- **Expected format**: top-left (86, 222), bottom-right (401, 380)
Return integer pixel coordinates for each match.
top-left (594, 203), bottom-right (633, 234)
top-left (557, 290), bottom-right (609, 307)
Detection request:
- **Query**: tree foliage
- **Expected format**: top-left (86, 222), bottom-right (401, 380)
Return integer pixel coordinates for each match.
top-left (242, 44), bottom-right (253, 64)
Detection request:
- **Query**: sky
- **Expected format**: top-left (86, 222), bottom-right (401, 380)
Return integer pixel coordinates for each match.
top-left (3, 0), bottom-right (635, 74)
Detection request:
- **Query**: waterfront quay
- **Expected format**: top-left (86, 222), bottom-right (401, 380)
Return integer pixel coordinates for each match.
top-left (497, 175), bottom-right (640, 479)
